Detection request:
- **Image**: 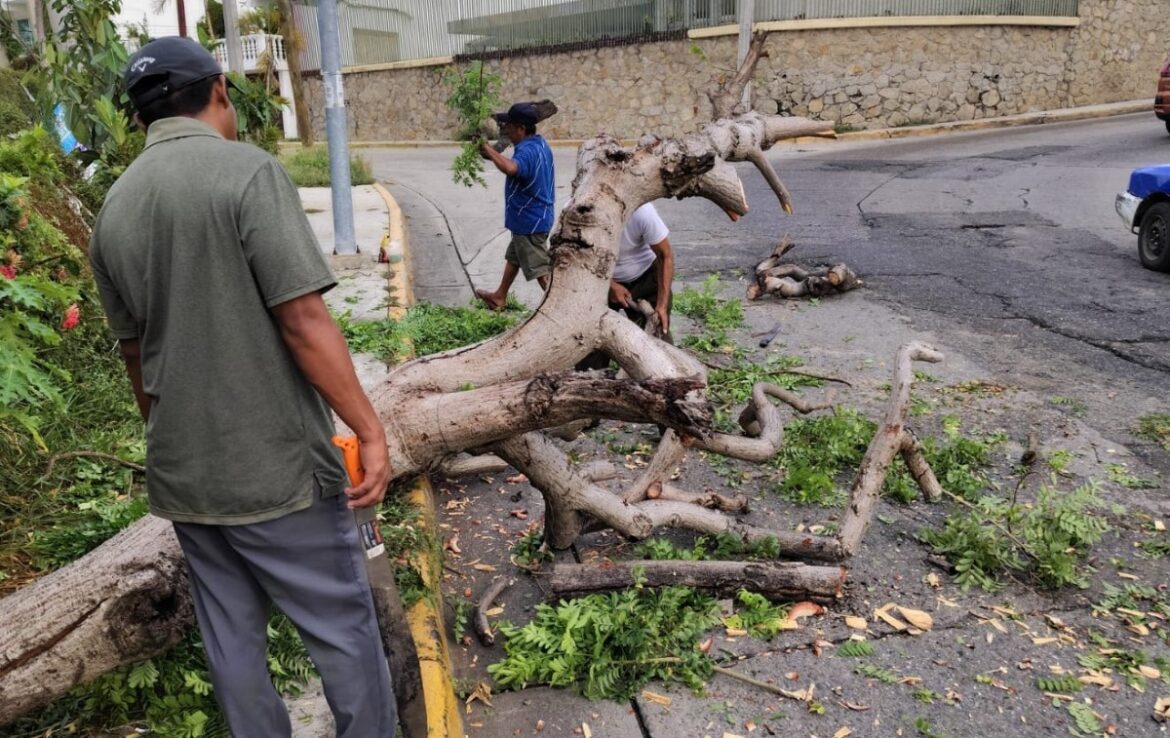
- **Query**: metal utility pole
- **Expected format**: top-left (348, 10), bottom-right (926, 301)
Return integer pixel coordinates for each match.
top-left (221, 0), bottom-right (245, 73)
top-left (316, 0), bottom-right (356, 254)
top-left (737, 0), bottom-right (755, 109)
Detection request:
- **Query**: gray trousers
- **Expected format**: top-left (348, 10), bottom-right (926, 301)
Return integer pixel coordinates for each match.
top-left (174, 490), bottom-right (396, 737)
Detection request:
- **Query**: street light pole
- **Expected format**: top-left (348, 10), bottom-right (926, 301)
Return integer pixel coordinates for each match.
top-left (316, 0), bottom-right (356, 254)
top-left (737, 0), bottom-right (754, 110)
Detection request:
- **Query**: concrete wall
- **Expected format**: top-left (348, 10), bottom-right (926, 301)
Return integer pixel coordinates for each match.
top-left (303, 0), bottom-right (1165, 142)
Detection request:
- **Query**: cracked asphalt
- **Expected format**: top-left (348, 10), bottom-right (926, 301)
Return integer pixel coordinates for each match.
top-left (654, 113), bottom-right (1170, 458)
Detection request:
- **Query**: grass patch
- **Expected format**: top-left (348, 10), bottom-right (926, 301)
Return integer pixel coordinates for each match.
top-left (337, 299), bottom-right (526, 364)
top-left (279, 145), bottom-right (374, 187)
top-left (634, 532), bottom-right (781, 562)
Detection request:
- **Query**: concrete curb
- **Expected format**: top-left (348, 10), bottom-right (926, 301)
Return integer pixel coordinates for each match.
top-left (373, 182), bottom-right (413, 319)
top-left (373, 181), bottom-right (464, 738)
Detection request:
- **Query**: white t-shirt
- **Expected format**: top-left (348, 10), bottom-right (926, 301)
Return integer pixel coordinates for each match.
top-left (613, 203), bottom-right (670, 283)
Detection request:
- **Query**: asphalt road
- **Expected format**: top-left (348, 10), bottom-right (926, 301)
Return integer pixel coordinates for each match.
top-left (653, 112), bottom-right (1170, 454)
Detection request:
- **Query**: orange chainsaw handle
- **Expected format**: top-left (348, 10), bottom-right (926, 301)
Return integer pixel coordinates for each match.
top-left (331, 435), bottom-right (365, 486)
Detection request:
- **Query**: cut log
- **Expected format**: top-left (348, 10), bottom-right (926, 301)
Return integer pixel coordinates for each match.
top-left (550, 560), bottom-right (846, 603)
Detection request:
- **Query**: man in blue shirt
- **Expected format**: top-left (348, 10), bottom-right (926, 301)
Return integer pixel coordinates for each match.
top-left (475, 102), bottom-right (555, 310)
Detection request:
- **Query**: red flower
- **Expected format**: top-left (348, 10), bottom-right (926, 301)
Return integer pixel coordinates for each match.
top-left (0, 265), bottom-right (14, 280)
top-left (61, 303), bottom-right (80, 331)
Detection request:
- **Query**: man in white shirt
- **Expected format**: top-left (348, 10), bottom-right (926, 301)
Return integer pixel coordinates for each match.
top-left (578, 203), bottom-right (674, 372)
top-left (609, 202), bottom-right (674, 335)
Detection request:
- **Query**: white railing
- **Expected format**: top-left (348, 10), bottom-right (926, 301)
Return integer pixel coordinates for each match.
top-left (212, 33), bottom-right (288, 73)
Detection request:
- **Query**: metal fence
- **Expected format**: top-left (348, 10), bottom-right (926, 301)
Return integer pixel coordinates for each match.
top-left (292, 0), bottom-right (1079, 70)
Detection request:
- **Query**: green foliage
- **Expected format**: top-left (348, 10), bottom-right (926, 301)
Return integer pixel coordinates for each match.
top-left (13, 615), bottom-right (313, 737)
top-left (1094, 583), bottom-right (1170, 620)
top-left (450, 596), bottom-right (475, 642)
top-left (0, 167), bottom-right (83, 446)
top-left (855, 662), bottom-right (900, 683)
top-left (336, 300), bottom-right (524, 363)
top-left (634, 532), bottom-right (780, 562)
top-left (674, 275), bottom-right (744, 353)
top-left (886, 416), bottom-right (1003, 503)
top-left (1138, 535), bottom-right (1170, 559)
top-left (1135, 412), bottom-right (1170, 450)
top-left (836, 640), bottom-right (875, 658)
top-left (1035, 675), bottom-right (1083, 694)
top-left (707, 354), bottom-right (822, 429)
top-left (1048, 449), bottom-right (1075, 474)
top-left (1049, 395), bottom-right (1088, 418)
top-left (1104, 462), bottom-right (1156, 490)
top-left (914, 718), bottom-right (951, 738)
top-left (0, 68), bottom-right (37, 137)
top-left (771, 407), bottom-right (875, 506)
top-left (722, 589), bottom-right (789, 639)
top-left (1065, 701), bottom-right (1103, 736)
top-left (444, 62), bottom-right (503, 188)
top-left (395, 565), bottom-right (428, 607)
top-left (28, 0), bottom-right (130, 156)
top-left (279, 145), bottom-right (374, 187)
top-left (30, 492), bottom-right (149, 570)
top-left (227, 72), bottom-right (286, 155)
top-left (488, 579), bottom-right (720, 700)
top-left (511, 528), bottom-right (552, 569)
top-left (923, 482), bottom-right (1109, 590)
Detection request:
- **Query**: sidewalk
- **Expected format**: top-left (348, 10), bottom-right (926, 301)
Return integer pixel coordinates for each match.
top-left (301, 100), bottom-right (1168, 738)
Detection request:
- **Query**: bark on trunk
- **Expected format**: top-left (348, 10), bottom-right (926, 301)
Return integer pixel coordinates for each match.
top-left (551, 560), bottom-right (845, 603)
top-left (0, 516), bottom-right (191, 725)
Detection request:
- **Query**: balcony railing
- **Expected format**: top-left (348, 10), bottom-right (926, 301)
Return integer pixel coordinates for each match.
top-left (211, 33), bottom-right (288, 73)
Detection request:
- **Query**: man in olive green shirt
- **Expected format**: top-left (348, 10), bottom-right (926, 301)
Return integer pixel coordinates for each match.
top-left (90, 37), bottom-right (395, 736)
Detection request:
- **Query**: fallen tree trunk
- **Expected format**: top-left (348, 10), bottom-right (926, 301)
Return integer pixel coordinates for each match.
top-left (0, 515), bottom-right (190, 725)
top-left (550, 560), bottom-right (846, 603)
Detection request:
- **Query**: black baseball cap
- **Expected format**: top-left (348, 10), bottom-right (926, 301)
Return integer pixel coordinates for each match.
top-left (124, 36), bottom-right (233, 110)
top-left (491, 102), bottom-right (539, 127)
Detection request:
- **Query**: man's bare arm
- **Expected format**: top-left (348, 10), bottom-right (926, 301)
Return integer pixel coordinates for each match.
top-left (650, 237), bottom-right (674, 334)
top-left (271, 292), bottom-right (391, 508)
top-left (118, 339), bottom-right (152, 421)
top-left (480, 141), bottom-right (519, 176)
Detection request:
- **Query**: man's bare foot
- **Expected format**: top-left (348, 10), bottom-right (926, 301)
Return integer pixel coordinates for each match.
top-left (475, 288), bottom-right (506, 311)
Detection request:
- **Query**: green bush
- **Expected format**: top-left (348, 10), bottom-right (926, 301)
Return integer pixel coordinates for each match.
top-left (0, 68), bottom-right (36, 137)
top-left (279, 145), bottom-right (374, 187)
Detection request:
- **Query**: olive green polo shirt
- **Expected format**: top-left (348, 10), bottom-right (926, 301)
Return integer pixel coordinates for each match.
top-left (90, 117), bottom-right (348, 525)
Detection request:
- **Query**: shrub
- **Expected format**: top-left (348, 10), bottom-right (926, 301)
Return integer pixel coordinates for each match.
top-left (279, 145), bottom-right (374, 187)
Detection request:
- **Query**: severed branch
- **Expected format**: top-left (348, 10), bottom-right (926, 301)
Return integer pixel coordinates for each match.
top-left (835, 342), bottom-right (943, 558)
top-left (474, 578), bottom-right (513, 646)
top-left (746, 239), bottom-right (863, 301)
top-left (708, 31), bottom-right (769, 120)
top-left (551, 560), bottom-right (845, 603)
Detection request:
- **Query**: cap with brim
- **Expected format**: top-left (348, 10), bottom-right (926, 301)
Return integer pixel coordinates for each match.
top-left (124, 36), bottom-right (235, 110)
top-left (491, 102), bottom-right (539, 127)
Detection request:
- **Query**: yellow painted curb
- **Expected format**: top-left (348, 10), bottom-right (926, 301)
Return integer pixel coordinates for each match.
top-left (405, 476), bottom-right (463, 738)
top-left (374, 181), bottom-right (413, 320)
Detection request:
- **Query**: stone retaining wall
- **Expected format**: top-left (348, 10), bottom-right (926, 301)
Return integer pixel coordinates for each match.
top-left (303, 0), bottom-right (1163, 141)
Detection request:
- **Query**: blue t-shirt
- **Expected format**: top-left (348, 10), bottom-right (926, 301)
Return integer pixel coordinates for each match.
top-left (504, 135), bottom-right (555, 235)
